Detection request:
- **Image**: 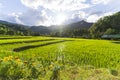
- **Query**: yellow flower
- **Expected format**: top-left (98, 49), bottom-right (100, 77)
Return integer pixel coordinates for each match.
top-left (16, 59), bottom-right (21, 62)
top-left (16, 59), bottom-right (22, 65)
top-left (2, 57), bottom-right (8, 62)
top-left (2, 57), bottom-right (10, 62)
top-left (8, 56), bottom-right (13, 60)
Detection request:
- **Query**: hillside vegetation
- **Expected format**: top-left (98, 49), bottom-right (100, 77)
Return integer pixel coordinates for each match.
top-left (0, 20), bottom-right (32, 36)
top-left (89, 12), bottom-right (120, 38)
top-left (0, 20), bottom-right (93, 38)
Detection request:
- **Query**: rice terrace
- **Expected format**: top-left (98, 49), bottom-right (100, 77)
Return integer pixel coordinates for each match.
top-left (0, 36), bottom-right (119, 80)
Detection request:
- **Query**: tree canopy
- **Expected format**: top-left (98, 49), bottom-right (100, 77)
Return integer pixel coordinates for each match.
top-left (89, 12), bottom-right (120, 38)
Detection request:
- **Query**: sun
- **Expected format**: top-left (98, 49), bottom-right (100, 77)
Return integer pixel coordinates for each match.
top-left (55, 14), bottom-right (67, 25)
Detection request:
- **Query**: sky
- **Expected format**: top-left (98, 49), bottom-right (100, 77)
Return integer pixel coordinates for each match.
top-left (0, 0), bottom-right (120, 26)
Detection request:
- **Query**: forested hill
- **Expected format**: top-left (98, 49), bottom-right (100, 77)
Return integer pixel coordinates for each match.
top-left (89, 12), bottom-right (120, 38)
top-left (30, 20), bottom-right (93, 37)
top-left (0, 20), bottom-right (93, 37)
top-left (0, 20), bottom-right (31, 36)
top-left (49, 20), bottom-right (93, 37)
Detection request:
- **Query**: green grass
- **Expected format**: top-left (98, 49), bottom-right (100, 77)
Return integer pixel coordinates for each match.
top-left (0, 36), bottom-right (120, 80)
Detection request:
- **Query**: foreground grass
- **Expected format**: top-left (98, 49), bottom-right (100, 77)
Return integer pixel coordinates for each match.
top-left (0, 56), bottom-right (120, 80)
top-left (0, 36), bottom-right (120, 79)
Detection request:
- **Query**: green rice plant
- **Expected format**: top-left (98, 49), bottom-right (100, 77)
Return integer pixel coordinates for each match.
top-left (0, 36), bottom-right (120, 79)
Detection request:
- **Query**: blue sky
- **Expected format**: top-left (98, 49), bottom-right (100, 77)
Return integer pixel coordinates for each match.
top-left (0, 0), bottom-right (120, 26)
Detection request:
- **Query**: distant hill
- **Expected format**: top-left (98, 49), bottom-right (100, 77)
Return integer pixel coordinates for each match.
top-left (89, 12), bottom-right (120, 38)
top-left (0, 20), bottom-right (31, 36)
top-left (49, 20), bottom-right (93, 37)
top-left (30, 26), bottom-right (50, 36)
top-left (0, 20), bottom-right (30, 28)
top-left (66, 20), bottom-right (93, 29)
top-left (30, 20), bottom-right (93, 37)
top-left (0, 20), bottom-right (93, 37)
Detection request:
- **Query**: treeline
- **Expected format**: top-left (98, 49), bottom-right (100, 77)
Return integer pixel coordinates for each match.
top-left (30, 20), bottom-right (93, 38)
top-left (0, 20), bottom-right (93, 38)
top-left (0, 21), bottom-right (31, 36)
top-left (50, 28), bottom-right (89, 38)
top-left (89, 12), bottom-right (120, 38)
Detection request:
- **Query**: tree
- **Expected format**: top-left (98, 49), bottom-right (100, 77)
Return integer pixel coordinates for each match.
top-left (0, 30), bottom-right (5, 34)
top-left (6, 30), bottom-right (15, 35)
top-left (104, 28), bottom-right (115, 35)
top-left (89, 12), bottom-right (120, 38)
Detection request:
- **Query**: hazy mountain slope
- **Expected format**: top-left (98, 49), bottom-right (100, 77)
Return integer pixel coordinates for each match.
top-left (0, 20), bottom-right (93, 37)
top-left (30, 20), bottom-right (93, 34)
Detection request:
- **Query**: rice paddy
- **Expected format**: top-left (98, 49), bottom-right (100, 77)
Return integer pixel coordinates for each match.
top-left (0, 36), bottom-right (120, 80)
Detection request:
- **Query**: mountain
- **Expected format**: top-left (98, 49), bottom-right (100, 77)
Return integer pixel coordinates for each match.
top-left (0, 20), bottom-right (29, 28)
top-left (48, 20), bottom-right (93, 37)
top-left (89, 12), bottom-right (120, 38)
top-left (0, 20), bottom-right (31, 36)
top-left (66, 20), bottom-right (93, 29)
top-left (49, 20), bottom-right (93, 30)
top-left (30, 20), bottom-right (93, 35)
top-left (30, 26), bottom-right (50, 36)
top-left (0, 20), bottom-right (93, 37)
top-left (51, 20), bottom-right (93, 38)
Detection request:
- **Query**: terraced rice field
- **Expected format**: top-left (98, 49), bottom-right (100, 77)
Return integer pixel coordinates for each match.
top-left (0, 36), bottom-right (120, 80)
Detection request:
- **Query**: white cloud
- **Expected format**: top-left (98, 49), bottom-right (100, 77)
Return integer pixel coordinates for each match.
top-left (1, 0), bottom-right (118, 26)
top-left (103, 12), bottom-right (114, 16)
top-left (6, 11), bottom-right (115, 26)
top-left (21, 0), bottom-right (91, 11)
top-left (20, 0), bottom-right (91, 25)
top-left (20, 10), bottom-right (45, 25)
top-left (35, 10), bottom-right (54, 26)
top-left (72, 11), bottom-right (88, 19)
top-left (91, 0), bottom-right (111, 5)
top-left (21, 0), bottom-right (40, 9)
top-left (14, 9), bottom-right (55, 26)
top-left (8, 12), bottom-right (24, 24)
top-left (0, 3), bottom-right (2, 9)
top-left (0, 2), bottom-right (2, 5)
top-left (87, 14), bottom-right (100, 22)
top-left (19, 0), bottom-right (117, 25)
top-left (87, 12), bottom-right (114, 22)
